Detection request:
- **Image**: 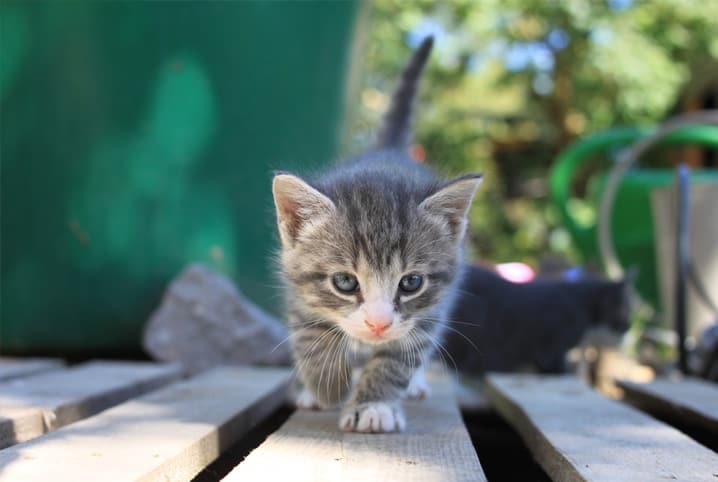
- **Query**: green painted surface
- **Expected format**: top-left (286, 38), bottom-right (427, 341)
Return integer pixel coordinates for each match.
top-left (550, 126), bottom-right (718, 307)
top-left (1, 1), bottom-right (359, 353)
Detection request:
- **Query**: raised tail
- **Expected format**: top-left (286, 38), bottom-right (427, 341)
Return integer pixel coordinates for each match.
top-left (375, 36), bottom-right (434, 150)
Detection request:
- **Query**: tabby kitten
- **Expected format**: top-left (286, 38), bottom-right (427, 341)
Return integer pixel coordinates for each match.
top-left (272, 37), bottom-right (482, 433)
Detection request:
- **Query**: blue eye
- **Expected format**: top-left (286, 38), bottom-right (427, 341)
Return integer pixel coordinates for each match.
top-left (399, 274), bottom-right (423, 293)
top-left (332, 273), bottom-right (359, 293)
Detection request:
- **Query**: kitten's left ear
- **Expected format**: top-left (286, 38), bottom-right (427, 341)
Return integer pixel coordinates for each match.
top-left (420, 173), bottom-right (483, 238)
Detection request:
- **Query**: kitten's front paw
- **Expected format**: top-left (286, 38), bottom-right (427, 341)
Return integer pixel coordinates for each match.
top-left (405, 376), bottom-right (431, 400)
top-left (295, 387), bottom-right (323, 410)
top-left (339, 402), bottom-right (406, 433)
top-left (404, 368), bottom-right (431, 400)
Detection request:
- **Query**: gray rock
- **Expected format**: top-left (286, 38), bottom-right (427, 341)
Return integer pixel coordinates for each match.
top-left (143, 264), bottom-right (291, 374)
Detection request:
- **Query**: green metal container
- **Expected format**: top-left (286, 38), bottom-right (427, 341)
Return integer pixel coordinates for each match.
top-left (1, 1), bottom-right (361, 354)
top-left (549, 126), bottom-right (718, 306)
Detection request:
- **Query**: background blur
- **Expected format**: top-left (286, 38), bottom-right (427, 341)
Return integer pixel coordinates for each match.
top-left (346, 0), bottom-right (718, 267)
top-left (1, 0), bottom-right (717, 356)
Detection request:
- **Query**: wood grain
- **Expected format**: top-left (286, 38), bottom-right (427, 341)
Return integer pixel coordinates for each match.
top-left (0, 360), bottom-right (181, 448)
top-left (618, 377), bottom-right (718, 432)
top-left (0, 358), bottom-right (64, 382)
top-left (226, 372), bottom-right (486, 482)
top-left (485, 374), bottom-right (718, 482)
top-left (0, 366), bottom-right (291, 482)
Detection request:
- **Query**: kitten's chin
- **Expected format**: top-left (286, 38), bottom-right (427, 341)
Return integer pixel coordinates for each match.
top-left (342, 327), bottom-right (406, 346)
top-left (357, 334), bottom-right (396, 345)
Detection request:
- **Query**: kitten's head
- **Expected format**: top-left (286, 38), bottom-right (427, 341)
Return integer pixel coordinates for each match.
top-left (273, 171), bottom-right (481, 345)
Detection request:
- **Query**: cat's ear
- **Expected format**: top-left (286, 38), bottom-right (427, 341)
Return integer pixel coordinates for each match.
top-left (272, 173), bottom-right (335, 246)
top-left (420, 174), bottom-right (483, 238)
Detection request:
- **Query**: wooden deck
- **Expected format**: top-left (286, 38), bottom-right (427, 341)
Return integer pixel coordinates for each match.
top-left (0, 357), bottom-right (716, 481)
top-left (617, 377), bottom-right (718, 432)
top-left (484, 374), bottom-right (718, 482)
top-left (227, 373), bottom-right (485, 482)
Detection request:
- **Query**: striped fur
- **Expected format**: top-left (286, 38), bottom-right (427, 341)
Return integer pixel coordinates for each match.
top-left (272, 37), bottom-right (482, 433)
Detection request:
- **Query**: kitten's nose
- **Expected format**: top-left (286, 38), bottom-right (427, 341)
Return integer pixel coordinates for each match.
top-left (365, 319), bottom-right (392, 335)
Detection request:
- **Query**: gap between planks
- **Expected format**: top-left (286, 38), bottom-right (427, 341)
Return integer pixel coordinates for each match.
top-left (226, 372), bottom-right (487, 482)
top-left (617, 377), bottom-right (718, 433)
top-left (484, 373), bottom-right (718, 482)
top-left (0, 360), bottom-right (181, 449)
top-left (0, 366), bottom-right (291, 482)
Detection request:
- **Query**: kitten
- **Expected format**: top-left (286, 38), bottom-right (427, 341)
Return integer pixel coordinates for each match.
top-left (445, 265), bottom-right (632, 375)
top-left (271, 37), bottom-right (482, 433)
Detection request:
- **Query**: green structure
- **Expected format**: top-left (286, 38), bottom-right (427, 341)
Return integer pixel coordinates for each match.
top-left (1, 1), bottom-right (361, 354)
top-left (550, 125), bottom-right (718, 307)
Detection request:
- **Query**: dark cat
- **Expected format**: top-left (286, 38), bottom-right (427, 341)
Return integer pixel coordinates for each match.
top-left (445, 264), bottom-right (632, 375)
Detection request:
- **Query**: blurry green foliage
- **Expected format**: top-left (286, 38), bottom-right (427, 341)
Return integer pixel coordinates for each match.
top-left (346, 0), bottom-right (718, 267)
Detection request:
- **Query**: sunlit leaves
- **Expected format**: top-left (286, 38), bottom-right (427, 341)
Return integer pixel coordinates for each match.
top-left (346, 0), bottom-right (717, 265)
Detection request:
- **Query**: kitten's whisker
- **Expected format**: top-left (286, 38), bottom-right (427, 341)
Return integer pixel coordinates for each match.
top-left (327, 330), bottom-right (346, 403)
top-left (315, 326), bottom-right (341, 401)
top-left (340, 336), bottom-right (351, 392)
top-left (419, 328), bottom-right (459, 377)
top-left (420, 318), bottom-right (482, 355)
top-left (447, 287), bottom-right (485, 299)
top-left (270, 317), bottom-right (331, 354)
top-left (295, 325), bottom-right (339, 389)
top-left (420, 314), bottom-right (481, 327)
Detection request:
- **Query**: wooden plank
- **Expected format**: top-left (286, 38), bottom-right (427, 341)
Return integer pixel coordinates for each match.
top-left (0, 358), bottom-right (65, 381)
top-left (0, 360), bottom-right (181, 448)
top-left (0, 366), bottom-right (290, 482)
top-left (617, 377), bottom-right (718, 432)
top-left (226, 372), bottom-right (486, 482)
top-left (484, 374), bottom-right (718, 482)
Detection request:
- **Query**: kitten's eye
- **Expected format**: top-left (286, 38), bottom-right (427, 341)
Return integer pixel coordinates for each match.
top-left (332, 273), bottom-right (359, 293)
top-left (399, 274), bottom-right (423, 293)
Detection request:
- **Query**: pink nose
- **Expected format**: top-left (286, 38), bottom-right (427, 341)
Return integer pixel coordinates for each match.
top-left (365, 319), bottom-right (392, 335)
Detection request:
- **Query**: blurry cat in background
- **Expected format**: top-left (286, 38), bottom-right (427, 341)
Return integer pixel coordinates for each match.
top-left (445, 264), bottom-right (633, 376)
top-left (271, 37), bottom-right (482, 433)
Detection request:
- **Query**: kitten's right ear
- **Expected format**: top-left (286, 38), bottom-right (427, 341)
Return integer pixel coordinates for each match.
top-left (272, 173), bottom-right (335, 246)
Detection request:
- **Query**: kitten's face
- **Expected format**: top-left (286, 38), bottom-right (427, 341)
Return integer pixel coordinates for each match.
top-left (273, 173), bottom-right (481, 345)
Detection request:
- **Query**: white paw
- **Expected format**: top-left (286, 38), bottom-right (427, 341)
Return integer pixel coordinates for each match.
top-left (295, 387), bottom-right (322, 410)
top-left (339, 402), bottom-right (406, 433)
top-left (405, 370), bottom-right (431, 400)
top-left (405, 377), bottom-right (431, 400)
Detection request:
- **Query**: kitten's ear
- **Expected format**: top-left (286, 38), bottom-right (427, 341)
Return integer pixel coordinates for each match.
top-left (420, 174), bottom-right (483, 238)
top-left (272, 173), bottom-right (335, 246)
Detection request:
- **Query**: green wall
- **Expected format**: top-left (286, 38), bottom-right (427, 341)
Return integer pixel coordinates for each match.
top-left (1, 1), bottom-right (360, 354)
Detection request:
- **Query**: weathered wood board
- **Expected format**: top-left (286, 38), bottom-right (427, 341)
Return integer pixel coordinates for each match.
top-left (0, 358), bottom-right (64, 382)
top-left (0, 360), bottom-right (181, 448)
top-left (484, 374), bottom-right (718, 482)
top-left (618, 377), bottom-right (718, 432)
top-left (226, 373), bottom-right (486, 482)
top-left (0, 366), bottom-right (291, 482)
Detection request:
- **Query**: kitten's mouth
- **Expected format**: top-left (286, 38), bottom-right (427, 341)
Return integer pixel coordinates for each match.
top-left (352, 331), bottom-right (393, 345)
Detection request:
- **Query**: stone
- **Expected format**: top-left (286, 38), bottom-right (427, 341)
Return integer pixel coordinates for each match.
top-left (143, 264), bottom-right (291, 374)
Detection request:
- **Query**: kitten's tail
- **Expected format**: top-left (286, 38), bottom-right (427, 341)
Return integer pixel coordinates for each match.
top-left (375, 36), bottom-right (434, 150)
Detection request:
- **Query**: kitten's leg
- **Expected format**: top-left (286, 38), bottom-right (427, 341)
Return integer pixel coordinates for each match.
top-left (405, 365), bottom-right (431, 400)
top-left (288, 377), bottom-right (323, 410)
top-left (339, 345), bottom-right (418, 433)
top-left (294, 385), bottom-right (323, 410)
top-left (291, 322), bottom-right (352, 407)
